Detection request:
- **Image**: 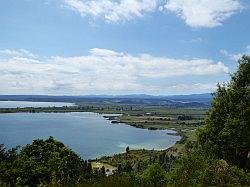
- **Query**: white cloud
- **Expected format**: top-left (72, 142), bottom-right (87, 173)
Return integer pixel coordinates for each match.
top-left (168, 83), bottom-right (217, 92)
top-left (162, 0), bottom-right (243, 28)
top-left (246, 45), bottom-right (250, 54)
top-left (62, 0), bottom-right (243, 26)
top-left (0, 49), bottom-right (38, 58)
top-left (220, 45), bottom-right (250, 61)
top-left (63, 0), bottom-right (157, 23)
top-left (0, 48), bottom-right (228, 95)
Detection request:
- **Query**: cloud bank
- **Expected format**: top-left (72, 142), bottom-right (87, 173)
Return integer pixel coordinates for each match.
top-left (0, 48), bottom-right (228, 95)
top-left (162, 0), bottom-right (243, 28)
top-left (63, 0), bottom-right (157, 23)
top-left (63, 0), bottom-right (243, 27)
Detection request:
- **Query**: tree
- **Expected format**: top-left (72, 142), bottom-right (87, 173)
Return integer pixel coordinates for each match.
top-left (100, 166), bottom-right (106, 176)
top-left (117, 164), bottom-right (122, 173)
top-left (0, 136), bottom-right (90, 186)
top-left (0, 145), bottom-right (19, 186)
top-left (140, 163), bottom-right (167, 187)
top-left (166, 151), bottom-right (250, 187)
top-left (198, 56), bottom-right (250, 170)
top-left (126, 146), bottom-right (130, 153)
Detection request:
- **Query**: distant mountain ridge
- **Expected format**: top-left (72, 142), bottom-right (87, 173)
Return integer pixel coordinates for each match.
top-left (0, 93), bottom-right (212, 108)
top-left (0, 93), bottom-right (212, 100)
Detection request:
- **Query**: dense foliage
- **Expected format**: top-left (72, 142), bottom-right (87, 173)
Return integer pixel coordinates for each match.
top-left (166, 150), bottom-right (250, 186)
top-left (0, 137), bottom-right (92, 186)
top-left (1, 140), bottom-right (249, 186)
top-left (198, 56), bottom-right (250, 170)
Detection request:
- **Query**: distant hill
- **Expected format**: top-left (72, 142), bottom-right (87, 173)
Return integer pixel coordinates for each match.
top-left (0, 93), bottom-right (213, 108)
top-left (163, 93), bottom-right (212, 102)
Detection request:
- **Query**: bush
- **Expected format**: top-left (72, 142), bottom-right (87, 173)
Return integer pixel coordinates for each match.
top-left (139, 163), bottom-right (167, 187)
top-left (166, 152), bottom-right (250, 186)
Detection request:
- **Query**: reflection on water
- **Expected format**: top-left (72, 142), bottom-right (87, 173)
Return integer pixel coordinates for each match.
top-left (0, 101), bottom-right (75, 108)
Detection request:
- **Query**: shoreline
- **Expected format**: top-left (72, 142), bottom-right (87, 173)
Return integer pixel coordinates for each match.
top-left (0, 107), bottom-right (198, 160)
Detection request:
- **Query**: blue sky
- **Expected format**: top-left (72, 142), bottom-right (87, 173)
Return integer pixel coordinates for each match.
top-left (0, 0), bottom-right (249, 95)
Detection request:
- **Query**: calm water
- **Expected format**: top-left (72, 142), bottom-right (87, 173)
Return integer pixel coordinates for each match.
top-left (0, 112), bottom-right (181, 159)
top-left (0, 101), bottom-right (75, 108)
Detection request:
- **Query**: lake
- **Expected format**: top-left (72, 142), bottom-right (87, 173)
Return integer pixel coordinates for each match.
top-left (0, 112), bottom-right (181, 160)
top-left (0, 101), bottom-right (75, 108)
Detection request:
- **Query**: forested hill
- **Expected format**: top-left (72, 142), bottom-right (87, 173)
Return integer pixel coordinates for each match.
top-left (0, 93), bottom-right (212, 108)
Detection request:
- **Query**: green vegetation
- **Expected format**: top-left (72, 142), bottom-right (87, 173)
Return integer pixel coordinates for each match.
top-left (166, 150), bottom-right (250, 186)
top-left (0, 137), bottom-right (93, 186)
top-left (140, 163), bottom-right (167, 186)
top-left (97, 149), bottom-right (177, 173)
top-left (198, 55), bottom-right (250, 170)
top-left (1, 138), bottom-right (249, 186)
top-left (0, 106), bottom-right (94, 113)
top-left (0, 105), bottom-right (207, 115)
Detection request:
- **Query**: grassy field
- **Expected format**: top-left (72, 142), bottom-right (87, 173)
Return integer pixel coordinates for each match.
top-left (94, 106), bottom-right (206, 168)
top-left (103, 106), bottom-right (206, 138)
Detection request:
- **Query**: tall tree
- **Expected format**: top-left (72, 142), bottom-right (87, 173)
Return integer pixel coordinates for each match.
top-left (198, 56), bottom-right (250, 169)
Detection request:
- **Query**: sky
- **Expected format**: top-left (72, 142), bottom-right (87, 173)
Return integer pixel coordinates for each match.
top-left (0, 0), bottom-right (250, 95)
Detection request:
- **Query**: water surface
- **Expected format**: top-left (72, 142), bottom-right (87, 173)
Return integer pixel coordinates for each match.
top-left (0, 101), bottom-right (75, 108)
top-left (0, 112), bottom-right (181, 159)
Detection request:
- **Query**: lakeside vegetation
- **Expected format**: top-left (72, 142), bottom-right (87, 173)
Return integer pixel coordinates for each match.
top-left (0, 56), bottom-right (249, 186)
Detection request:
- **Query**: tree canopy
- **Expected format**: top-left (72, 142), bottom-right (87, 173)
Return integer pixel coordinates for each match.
top-left (0, 136), bottom-right (92, 186)
top-left (198, 56), bottom-right (250, 170)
